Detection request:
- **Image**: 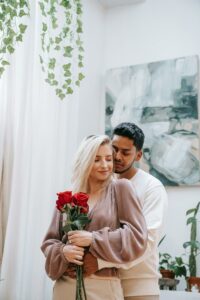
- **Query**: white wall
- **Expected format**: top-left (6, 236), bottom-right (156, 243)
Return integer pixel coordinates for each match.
top-left (78, 0), bottom-right (106, 141)
top-left (103, 0), bottom-right (200, 290)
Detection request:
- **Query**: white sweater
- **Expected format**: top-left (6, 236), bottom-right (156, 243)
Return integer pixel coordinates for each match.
top-left (98, 169), bottom-right (168, 296)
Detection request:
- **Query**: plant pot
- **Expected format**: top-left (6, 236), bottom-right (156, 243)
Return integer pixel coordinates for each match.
top-left (160, 269), bottom-right (175, 279)
top-left (187, 276), bottom-right (200, 292)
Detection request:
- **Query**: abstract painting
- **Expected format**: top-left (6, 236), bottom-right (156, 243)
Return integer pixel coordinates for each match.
top-left (105, 55), bottom-right (200, 186)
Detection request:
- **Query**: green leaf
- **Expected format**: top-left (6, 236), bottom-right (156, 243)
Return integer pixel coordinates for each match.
top-left (56, 88), bottom-right (62, 95)
top-left (42, 22), bottom-right (48, 32)
top-left (78, 73), bottom-right (85, 81)
top-left (62, 83), bottom-right (68, 89)
top-left (64, 46), bottom-right (73, 57)
top-left (187, 217), bottom-right (196, 225)
top-left (59, 93), bottom-right (65, 100)
top-left (66, 79), bottom-right (71, 84)
top-left (39, 2), bottom-right (46, 16)
top-left (63, 63), bottom-right (71, 71)
top-left (19, 10), bottom-right (26, 17)
top-left (48, 58), bottom-right (56, 69)
top-left (39, 55), bottom-right (43, 64)
top-left (78, 62), bottom-right (83, 68)
top-left (8, 28), bottom-right (16, 39)
top-left (19, 24), bottom-right (27, 34)
top-left (79, 46), bottom-right (84, 52)
top-left (3, 37), bottom-right (12, 45)
top-left (7, 45), bottom-right (15, 54)
top-left (16, 34), bottom-right (23, 42)
top-left (62, 27), bottom-right (70, 37)
top-left (175, 257), bottom-right (183, 265)
top-left (75, 80), bottom-right (80, 86)
top-left (63, 224), bottom-right (72, 232)
top-left (67, 87), bottom-right (73, 94)
top-left (55, 37), bottom-right (62, 44)
top-left (52, 16), bottom-right (58, 29)
top-left (186, 209), bottom-right (196, 216)
top-left (1, 60), bottom-right (10, 66)
top-left (19, 0), bottom-right (29, 8)
top-left (52, 80), bottom-right (58, 86)
top-left (0, 47), bottom-right (6, 54)
top-left (54, 45), bottom-right (61, 51)
top-left (77, 27), bottom-right (83, 33)
top-left (0, 67), bottom-right (5, 76)
top-left (183, 241), bottom-right (200, 249)
top-left (78, 54), bottom-right (83, 60)
top-left (60, 0), bottom-right (71, 9)
top-left (48, 73), bottom-right (55, 80)
top-left (76, 6), bottom-right (82, 15)
top-left (45, 78), bottom-right (51, 84)
top-left (64, 70), bottom-right (71, 77)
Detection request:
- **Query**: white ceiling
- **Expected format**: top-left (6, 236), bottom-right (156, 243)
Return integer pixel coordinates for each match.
top-left (99, 0), bottom-right (145, 9)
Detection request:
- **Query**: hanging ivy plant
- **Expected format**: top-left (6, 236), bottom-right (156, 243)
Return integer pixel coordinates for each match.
top-left (0, 0), bottom-right (30, 77)
top-left (39, 0), bottom-right (84, 100)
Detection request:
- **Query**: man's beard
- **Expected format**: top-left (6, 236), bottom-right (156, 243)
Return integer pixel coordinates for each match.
top-left (114, 160), bottom-right (134, 174)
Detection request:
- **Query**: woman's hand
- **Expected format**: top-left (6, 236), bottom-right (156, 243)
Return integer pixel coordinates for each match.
top-left (68, 230), bottom-right (92, 247)
top-left (62, 244), bottom-right (84, 265)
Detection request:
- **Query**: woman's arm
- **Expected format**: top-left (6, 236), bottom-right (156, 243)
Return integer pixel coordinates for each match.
top-left (41, 209), bottom-right (84, 280)
top-left (68, 179), bottom-right (147, 264)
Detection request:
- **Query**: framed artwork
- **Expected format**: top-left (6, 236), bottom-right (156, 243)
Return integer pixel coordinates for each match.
top-left (105, 55), bottom-right (200, 186)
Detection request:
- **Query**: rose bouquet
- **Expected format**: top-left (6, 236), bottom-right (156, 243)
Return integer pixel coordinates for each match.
top-left (56, 191), bottom-right (91, 300)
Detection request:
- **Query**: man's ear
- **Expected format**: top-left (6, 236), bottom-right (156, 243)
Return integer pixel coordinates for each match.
top-left (135, 150), bottom-right (143, 162)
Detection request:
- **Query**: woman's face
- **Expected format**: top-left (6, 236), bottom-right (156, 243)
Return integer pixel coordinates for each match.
top-left (89, 143), bottom-right (113, 182)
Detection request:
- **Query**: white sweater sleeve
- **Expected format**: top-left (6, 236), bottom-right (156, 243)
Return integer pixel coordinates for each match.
top-left (97, 184), bottom-right (168, 270)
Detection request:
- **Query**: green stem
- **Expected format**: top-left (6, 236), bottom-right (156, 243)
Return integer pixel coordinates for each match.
top-left (75, 265), bottom-right (87, 300)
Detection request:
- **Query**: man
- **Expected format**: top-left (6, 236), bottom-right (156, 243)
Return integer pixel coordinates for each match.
top-left (67, 122), bottom-right (168, 300)
top-left (106, 122), bottom-right (168, 300)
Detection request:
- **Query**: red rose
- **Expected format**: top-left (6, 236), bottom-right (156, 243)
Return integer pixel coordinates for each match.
top-left (72, 192), bottom-right (89, 208)
top-left (80, 205), bottom-right (89, 214)
top-left (56, 191), bottom-right (72, 211)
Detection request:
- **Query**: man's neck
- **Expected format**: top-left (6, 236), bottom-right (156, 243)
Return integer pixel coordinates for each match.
top-left (118, 167), bottom-right (138, 180)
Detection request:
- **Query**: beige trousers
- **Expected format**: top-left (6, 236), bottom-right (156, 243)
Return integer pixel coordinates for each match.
top-left (125, 296), bottom-right (159, 300)
top-left (53, 276), bottom-right (124, 300)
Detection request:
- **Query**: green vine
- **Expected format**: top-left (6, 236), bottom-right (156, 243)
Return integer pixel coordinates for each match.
top-left (0, 0), bottom-right (30, 77)
top-left (39, 0), bottom-right (84, 100)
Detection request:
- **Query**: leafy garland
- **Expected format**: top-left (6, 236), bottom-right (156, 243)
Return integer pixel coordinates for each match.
top-left (0, 0), bottom-right (29, 78)
top-left (39, 0), bottom-right (84, 100)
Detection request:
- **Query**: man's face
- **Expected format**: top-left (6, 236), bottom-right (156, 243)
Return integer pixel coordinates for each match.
top-left (112, 135), bottom-right (142, 174)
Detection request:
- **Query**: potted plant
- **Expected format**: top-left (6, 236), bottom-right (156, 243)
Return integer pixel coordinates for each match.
top-left (159, 252), bottom-right (187, 279)
top-left (183, 201), bottom-right (200, 291)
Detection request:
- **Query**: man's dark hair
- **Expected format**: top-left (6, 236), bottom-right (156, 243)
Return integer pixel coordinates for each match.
top-left (113, 122), bottom-right (145, 150)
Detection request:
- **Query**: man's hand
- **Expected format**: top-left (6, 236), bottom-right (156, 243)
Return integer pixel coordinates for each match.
top-left (65, 252), bottom-right (99, 278)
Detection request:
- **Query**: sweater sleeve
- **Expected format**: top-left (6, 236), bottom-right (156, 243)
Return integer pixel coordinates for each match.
top-left (89, 179), bottom-right (148, 263)
top-left (40, 209), bottom-right (69, 280)
top-left (97, 184), bottom-right (168, 270)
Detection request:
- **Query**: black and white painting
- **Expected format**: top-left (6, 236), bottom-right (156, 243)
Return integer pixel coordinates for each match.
top-left (105, 55), bottom-right (200, 186)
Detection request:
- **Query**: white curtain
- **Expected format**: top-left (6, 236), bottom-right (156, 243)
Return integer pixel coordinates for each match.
top-left (0, 1), bottom-right (82, 299)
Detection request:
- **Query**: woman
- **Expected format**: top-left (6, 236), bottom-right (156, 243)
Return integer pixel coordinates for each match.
top-left (41, 135), bottom-right (147, 300)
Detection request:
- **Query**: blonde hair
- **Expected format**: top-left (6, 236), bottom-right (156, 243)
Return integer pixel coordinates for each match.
top-left (71, 135), bottom-right (112, 193)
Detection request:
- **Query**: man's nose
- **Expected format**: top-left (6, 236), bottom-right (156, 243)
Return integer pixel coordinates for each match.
top-left (115, 151), bottom-right (122, 161)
